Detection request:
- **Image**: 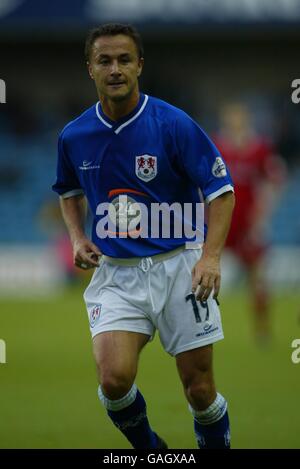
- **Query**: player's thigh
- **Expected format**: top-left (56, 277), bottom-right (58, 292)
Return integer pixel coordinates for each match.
top-left (175, 344), bottom-right (214, 389)
top-left (159, 249), bottom-right (224, 356)
top-left (93, 330), bottom-right (150, 384)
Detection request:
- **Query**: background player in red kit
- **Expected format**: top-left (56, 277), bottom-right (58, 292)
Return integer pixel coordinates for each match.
top-left (215, 102), bottom-right (286, 343)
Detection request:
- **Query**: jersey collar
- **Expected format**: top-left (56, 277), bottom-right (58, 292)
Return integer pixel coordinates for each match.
top-left (95, 93), bottom-right (148, 134)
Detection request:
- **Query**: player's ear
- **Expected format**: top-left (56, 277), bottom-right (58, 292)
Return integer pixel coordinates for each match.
top-left (137, 57), bottom-right (144, 77)
top-left (87, 62), bottom-right (94, 80)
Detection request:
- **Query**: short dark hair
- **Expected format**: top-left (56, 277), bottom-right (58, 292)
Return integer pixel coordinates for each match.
top-left (85, 23), bottom-right (144, 62)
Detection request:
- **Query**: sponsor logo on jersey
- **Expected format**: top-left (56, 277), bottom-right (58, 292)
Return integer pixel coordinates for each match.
top-left (135, 155), bottom-right (157, 182)
top-left (79, 160), bottom-right (101, 170)
top-left (212, 156), bottom-right (227, 178)
top-left (90, 305), bottom-right (101, 328)
top-left (108, 194), bottom-right (142, 234)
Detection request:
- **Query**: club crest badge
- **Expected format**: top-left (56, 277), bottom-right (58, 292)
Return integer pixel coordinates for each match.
top-left (135, 155), bottom-right (157, 182)
top-left (212, 156), bottom-right (227, 178)
top-left (90, 305), bottom-right (101, 328)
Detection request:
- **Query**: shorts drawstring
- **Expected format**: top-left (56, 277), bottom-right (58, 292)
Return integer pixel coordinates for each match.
top-left (139, 257), bottom-right (153, 273)
top-left (139, 257), bottom-right (155, 313)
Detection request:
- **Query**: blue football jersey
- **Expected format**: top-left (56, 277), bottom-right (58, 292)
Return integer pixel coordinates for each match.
top-left (52, 93), bottom-right (233, 257)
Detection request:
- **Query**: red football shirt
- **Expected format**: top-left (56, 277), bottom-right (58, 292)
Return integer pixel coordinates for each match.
top-left (214, 134), bottom-right (284, 253)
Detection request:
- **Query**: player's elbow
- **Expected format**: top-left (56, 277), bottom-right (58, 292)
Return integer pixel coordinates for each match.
top-left (215, 190), bottom-right (235, 210)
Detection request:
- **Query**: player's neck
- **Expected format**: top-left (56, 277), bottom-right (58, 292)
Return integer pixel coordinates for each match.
top-left (100, 89), bottom-right (140, 122)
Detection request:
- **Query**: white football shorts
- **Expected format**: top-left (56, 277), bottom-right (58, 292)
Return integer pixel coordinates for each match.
top-left (83, 246), bottom-right (224, 356)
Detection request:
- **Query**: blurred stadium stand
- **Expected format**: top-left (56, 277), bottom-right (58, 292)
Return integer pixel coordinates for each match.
top-left (0, 0), bottom-right (300, 292)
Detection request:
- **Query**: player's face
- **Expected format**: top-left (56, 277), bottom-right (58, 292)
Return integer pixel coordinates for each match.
top-left (88, 34), bottom-right (144, 102)
top-left (221, 103), bottom-right (251, 134)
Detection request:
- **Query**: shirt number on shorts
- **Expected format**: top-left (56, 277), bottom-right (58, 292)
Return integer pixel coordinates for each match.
top-left (185, 293), bottom-right (209, 323)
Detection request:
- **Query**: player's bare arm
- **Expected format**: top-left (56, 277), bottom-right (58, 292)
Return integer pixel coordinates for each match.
top-left (192, 191), bottom-right (235, 301)
top-left (59, 194), bottom-right (101, 269)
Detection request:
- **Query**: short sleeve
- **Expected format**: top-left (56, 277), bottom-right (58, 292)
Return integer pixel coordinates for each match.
top-left (175, 115), bottom-right (234, 203)
top-left (52, 131), bottom-right (84, 198)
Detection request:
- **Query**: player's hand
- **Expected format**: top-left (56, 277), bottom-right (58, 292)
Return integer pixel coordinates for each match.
top-left (73, 237), bottom-right (102, 270)
top-left (191, 254), bottom-right (221, 302)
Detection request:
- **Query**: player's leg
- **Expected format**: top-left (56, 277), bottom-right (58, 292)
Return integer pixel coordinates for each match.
top-left (85, 260), bottom-right (167, 448)
top-left (238, 242), bottom-right (271, 343)
top-left (94, 330), bottom-right (162, 448)
top-left (159, 248), bottom-right (230, 448)
top-left (93, 330), bottom-right (148, 398)
top-left (176, 344), bottom-right (230, 449)
top-left (247, 259), bottom-right (271, 343)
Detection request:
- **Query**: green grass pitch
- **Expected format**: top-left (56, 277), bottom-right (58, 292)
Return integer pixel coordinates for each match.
top-left (0, 284), bottom-right (299, 448)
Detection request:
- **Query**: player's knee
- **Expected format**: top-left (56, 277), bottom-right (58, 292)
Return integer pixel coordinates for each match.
top-left (186, 381), bottom-right (215, 410)
top-left (101, 373), bottom-right (134, 400)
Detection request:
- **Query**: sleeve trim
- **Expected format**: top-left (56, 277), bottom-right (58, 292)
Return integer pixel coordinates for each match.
top-left (59, 189), bottom-right (84, 199)
top-left (205, 185), bottom-right (234, 203)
